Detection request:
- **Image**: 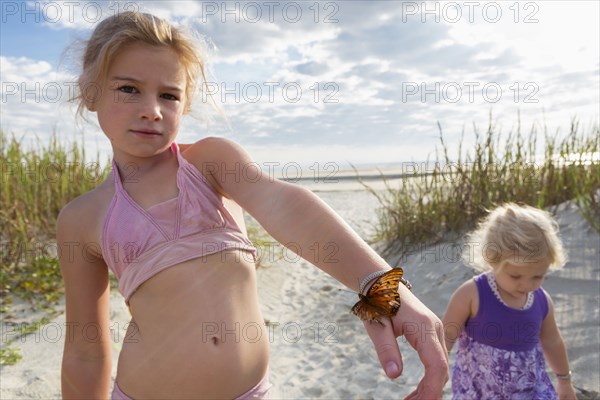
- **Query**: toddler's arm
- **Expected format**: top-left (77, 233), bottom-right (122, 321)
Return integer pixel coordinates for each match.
top-left (540, 291), bottom-right (577, 400)
top-left (442, 280), bottom-right (476, 353)
top-left (58, 198), bottom-right (112, 399)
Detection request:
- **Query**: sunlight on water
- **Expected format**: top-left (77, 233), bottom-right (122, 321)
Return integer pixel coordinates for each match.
top-left (285, 151), bottom-right (600, 193)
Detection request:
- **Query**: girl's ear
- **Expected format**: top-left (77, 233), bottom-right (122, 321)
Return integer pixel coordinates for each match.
top-left (490, 257), bottom-right (510, 272)
top-left (79, 77), bottom-right (99, 111)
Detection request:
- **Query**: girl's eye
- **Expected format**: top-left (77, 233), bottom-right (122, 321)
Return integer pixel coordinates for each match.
top-left (161, 93), bottom-right (179, 101)
top-left (118, 85), bottom-right (138, 94)
top-left (510, 275), bottom-right (520, 280)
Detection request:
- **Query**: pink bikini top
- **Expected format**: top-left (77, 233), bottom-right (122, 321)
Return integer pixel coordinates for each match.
top-left (101, 143), bottom-right (257, 304)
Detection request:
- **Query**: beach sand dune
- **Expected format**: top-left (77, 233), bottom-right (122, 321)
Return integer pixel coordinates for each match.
top-left (1, 197), bottom-right (598, 399)
top-left (258, 196), bottom-right (600, 399)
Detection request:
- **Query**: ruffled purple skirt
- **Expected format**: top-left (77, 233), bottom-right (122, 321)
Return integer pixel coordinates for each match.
top-left (451, 332), bottom-right (557, 400)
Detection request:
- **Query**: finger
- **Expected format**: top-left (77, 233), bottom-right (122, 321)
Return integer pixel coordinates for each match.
top-left (408, 370), bottom-right (446, 400)
top-left (402, 364), bottom-right (448, 400)
top-left (363, 319), bottom-right (403, 379)
top-left (403, 388), bottom-right (419, 400)
top-left (402, 316), bottom-right (449, 398)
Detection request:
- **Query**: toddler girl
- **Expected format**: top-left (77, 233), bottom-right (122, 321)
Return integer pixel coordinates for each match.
top-left (443, 203), bottom-right (577, 399)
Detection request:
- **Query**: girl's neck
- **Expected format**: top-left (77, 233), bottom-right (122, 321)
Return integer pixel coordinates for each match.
top-left (485, 272), bottom-right (533, 310)
top-left (497, 285), bottom-right (528, 308)
top-left (113, 145), bottom-right (175, 175)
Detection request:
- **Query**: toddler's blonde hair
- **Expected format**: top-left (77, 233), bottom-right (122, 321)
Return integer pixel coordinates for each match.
top-left (464, 203), bottom-right (567, 272)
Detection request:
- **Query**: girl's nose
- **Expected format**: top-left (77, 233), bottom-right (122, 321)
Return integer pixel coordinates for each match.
top-left (524, 280), bottom-right (537, 293)
top-left (139, 97), bottom-right (162, 121)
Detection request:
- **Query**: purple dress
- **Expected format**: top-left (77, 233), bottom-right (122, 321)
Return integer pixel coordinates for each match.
top-left (451, 273), bottom-right (558, 400)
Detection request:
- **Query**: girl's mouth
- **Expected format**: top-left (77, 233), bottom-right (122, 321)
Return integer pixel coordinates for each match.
top-left (131, 129), bottom-right (161, 137)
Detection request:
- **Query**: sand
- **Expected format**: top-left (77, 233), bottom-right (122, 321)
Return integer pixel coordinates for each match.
top-left (1, 193), bottom-right (599, 399)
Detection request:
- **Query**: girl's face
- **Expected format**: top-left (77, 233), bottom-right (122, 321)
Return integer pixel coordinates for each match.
top-left (491, 256), bottom-right (550, 301)
top-left (94, 43), bottom-right (187, 160)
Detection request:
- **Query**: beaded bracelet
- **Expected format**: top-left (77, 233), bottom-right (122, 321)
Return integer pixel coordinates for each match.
top-left (358, 268), bottom-right (413, 295)
top-left (555, 371), bottom-right (572, 381)
top-left (358, 270), bottom-right (387, 294)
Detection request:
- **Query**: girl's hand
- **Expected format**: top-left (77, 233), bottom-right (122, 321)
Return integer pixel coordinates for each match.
top-left (557, 380), bottom-right (577, 400)
top-left (362, 284), bottom-right (449, 400)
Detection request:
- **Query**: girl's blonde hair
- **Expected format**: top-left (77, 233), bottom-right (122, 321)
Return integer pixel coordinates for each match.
top-left (74, 11), bottom-right (211, 117)
top-left (464, 203), bottom-right (567, 272)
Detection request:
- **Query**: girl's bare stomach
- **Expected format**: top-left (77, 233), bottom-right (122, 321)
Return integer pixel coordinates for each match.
top-left (115, 251), bottom-right (270, 399)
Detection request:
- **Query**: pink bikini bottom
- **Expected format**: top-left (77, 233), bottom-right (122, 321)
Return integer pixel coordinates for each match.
top-left (111, 372), bottom-right (271, 400)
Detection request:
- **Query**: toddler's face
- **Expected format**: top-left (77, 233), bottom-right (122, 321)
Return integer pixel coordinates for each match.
top-left (492, 256), bottom-right (550, 300)
top-left (94, 43), bottom-right (187, 158)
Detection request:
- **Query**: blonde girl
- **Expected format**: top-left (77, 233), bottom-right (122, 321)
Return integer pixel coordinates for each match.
top-left (443, 203), bottom-right (577, 399)
top-left (58, 11), bottom-right (448, 399)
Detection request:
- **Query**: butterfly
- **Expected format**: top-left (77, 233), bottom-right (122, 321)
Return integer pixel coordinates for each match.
top-left (351, 268), bottom-right (406, 325)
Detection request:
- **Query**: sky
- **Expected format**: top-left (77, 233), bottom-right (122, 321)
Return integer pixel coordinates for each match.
top-left (1, 0), bottom-right (599, 169)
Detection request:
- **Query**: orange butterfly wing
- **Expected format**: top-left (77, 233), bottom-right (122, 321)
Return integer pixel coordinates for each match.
top-left (351, 268), bottom-right (404, 325)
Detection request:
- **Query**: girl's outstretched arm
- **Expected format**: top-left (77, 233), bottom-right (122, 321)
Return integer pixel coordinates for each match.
top-left (185, 137), bottom-right (448, 399)
top-left (58, 195), bottom-right (112, 399)
top-left (540, 291), bottom-right (577, 400)
top-left (187, 137), bottom-right (402, 288)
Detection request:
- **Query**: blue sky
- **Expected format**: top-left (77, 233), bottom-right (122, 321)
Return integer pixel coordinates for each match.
top-left (1, 0), bottom-right (599, 167)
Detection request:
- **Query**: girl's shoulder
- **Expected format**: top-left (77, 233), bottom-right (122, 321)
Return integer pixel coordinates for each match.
top-left (179, 137), bottom-right (255, 192)
top-left (179, 136), bottom-right (251, 165)
top-left (450, 278), bottom-right (479, 316)
top-left (453, 278), bottom-right (478, 297)
top-left (57, 176), bottom-right (115, 243)
top-left (538, 286), bottom-right (554, 311)
top-left (539, 286), bottom-right (552, 299)
top-left (443, 278), bottom-right (479, 326)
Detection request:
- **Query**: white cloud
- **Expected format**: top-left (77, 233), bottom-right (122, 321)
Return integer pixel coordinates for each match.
top-left (0, 55), bottom-right (106, 152)
top-left (1, 56), bottom-right (54, 80)
top-left (447, 1), bottom-right (599, 71)
top-left (2, 1), bottom-right (598, 165)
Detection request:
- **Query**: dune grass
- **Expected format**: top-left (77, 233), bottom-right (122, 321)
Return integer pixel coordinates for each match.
top-left (1, 118), bottom-right (598, 326)
top-left (362, 118), bottom-right (600, 259)
top-left (1, 130), bottom-right (108, 308)
top-left (0, 130), bottom-right (109, 365)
